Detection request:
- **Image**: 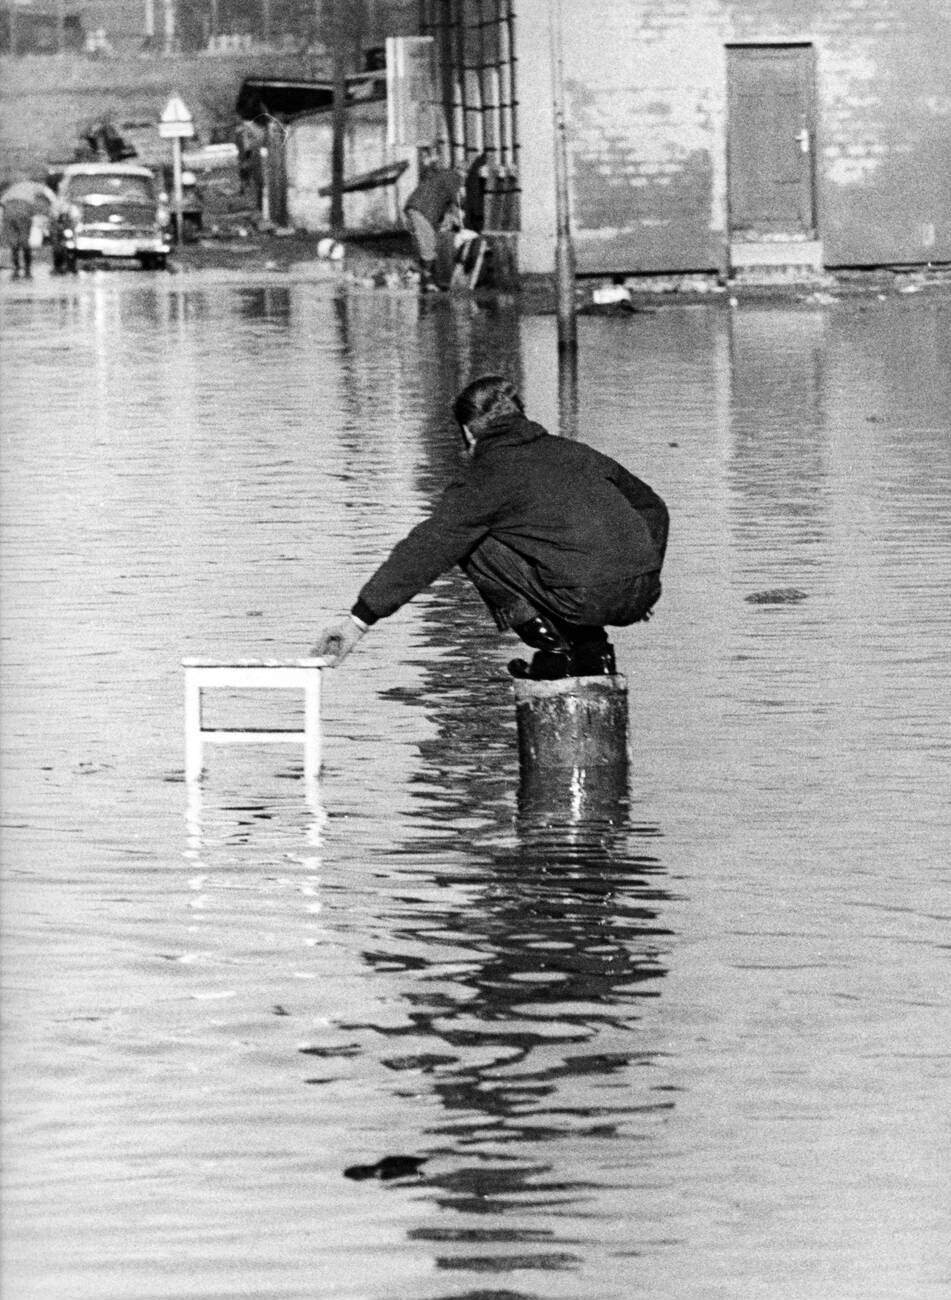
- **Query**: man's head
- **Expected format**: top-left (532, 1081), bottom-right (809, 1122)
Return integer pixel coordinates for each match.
top-left (453, 376), bottom-right (524, 447)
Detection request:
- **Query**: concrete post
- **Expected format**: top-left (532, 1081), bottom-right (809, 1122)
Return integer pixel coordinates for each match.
top-left (514, 674), bottom-right (630, 819)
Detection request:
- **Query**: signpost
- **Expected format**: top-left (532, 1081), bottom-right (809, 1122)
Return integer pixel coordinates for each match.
top-left (159, 94), bottom-right (195, 244)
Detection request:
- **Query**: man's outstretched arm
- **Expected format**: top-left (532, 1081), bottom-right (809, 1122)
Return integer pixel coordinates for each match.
top-left (313, 477), bottom-right (499, 665)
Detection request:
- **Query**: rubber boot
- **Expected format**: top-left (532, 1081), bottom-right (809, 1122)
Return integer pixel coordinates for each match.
top-left (507, 614), bottom-right (572, 679)
top-left (567, 626), bottom-right (616, 676)
top-left (507, 649), bottom-right (574, 680)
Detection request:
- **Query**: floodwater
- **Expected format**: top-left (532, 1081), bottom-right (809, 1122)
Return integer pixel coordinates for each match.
top-left (1, 268), bottom-right (949, 1300)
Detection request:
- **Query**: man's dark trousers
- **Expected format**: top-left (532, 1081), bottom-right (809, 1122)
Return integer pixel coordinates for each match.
top-left (462, 535), bottom-right (661, 634)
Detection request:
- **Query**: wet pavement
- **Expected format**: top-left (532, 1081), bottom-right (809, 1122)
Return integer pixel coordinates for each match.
top-left (1, 267), bottom-right (949, 1299)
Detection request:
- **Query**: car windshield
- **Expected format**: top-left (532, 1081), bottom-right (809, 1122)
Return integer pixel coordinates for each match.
top-left (66, 173), bottom-right (155, 204)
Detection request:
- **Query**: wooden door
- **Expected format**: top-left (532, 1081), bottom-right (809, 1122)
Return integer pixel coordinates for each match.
top-left (727, 45), bottom-right (816, 238)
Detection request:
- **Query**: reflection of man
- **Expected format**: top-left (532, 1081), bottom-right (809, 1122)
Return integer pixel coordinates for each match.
top-left (402, 156), bottom-right (462, 291)
top-left (316, 375), bottom-right (669, 681)
top-left (0, 179), bottom-right (55, 281)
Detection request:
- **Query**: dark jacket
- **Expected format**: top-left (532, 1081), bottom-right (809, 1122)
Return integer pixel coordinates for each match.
top-left (403, 166), bottom-right (461, 227)
top-left (352, 416), bottom-right (668, 625)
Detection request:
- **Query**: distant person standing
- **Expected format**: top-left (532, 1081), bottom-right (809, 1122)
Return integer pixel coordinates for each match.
top-left (1, 179), bottom-right (55, 281)
top-left (403, 155), bottom-right (462, 291)
top-left (463, 152), bottom-right (488, 233)
top-left (235, 117), bottom-right (266, 207)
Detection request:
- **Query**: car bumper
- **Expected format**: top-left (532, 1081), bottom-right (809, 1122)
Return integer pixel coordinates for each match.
top-left (70, 234), bottom-right (171, 258)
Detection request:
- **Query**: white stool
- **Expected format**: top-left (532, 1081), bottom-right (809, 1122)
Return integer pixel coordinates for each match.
top-left (183, 658), bottom-right (326, 782)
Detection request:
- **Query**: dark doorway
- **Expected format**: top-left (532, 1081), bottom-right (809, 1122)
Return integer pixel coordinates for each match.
top-left (727, 44), bottom-right (817, 239)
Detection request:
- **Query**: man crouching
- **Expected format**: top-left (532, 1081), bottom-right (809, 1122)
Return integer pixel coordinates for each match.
top-left (315, 375), bottom-right (669, 680)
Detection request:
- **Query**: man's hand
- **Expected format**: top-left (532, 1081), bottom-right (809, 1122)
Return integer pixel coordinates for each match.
top-left (313, 614), bottom-right (367, 667)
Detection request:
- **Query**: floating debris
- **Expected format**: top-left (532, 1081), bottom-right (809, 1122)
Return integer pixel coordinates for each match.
top-left (745, 588), bottom-right (809, 605)
top-left (74, 759), bottom-right (115, 775)
top-left (343, 1155), bottom-right (428, 1182)
top-left (317, 237), bottom-right (345, 261)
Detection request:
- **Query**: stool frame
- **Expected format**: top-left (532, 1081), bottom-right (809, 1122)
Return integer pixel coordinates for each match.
top-left (183, 658), bottom-right (326, 782)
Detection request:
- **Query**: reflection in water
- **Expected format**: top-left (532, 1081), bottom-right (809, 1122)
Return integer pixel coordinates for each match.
top-left (727, 308), bottom-right (831, 575)
top-left (3, 279), bottom-right (949, 1300)
top-left (185, 774), bottom-right (327, 867)
top-left (351, 564), bottom-right (673, 1279)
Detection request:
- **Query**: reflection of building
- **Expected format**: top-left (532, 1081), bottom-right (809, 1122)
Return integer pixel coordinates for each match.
top-left (424, 0), bottom-right (950, 282)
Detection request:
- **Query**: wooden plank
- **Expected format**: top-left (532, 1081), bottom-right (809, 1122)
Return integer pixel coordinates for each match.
top-left (316, 159), bottom-right (409, 196)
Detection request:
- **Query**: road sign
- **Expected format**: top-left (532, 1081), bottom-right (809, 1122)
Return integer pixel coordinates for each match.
top-left (159, 94), bottom-right (195, 139)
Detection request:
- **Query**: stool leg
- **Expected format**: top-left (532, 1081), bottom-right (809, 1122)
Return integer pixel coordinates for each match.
top-left (303, 674), bottom-right (321, 783)
top-left (184, 674), bottom-right (203, 781)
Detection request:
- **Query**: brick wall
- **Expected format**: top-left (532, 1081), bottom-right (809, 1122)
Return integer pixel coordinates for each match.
top-left (517, 0), bottom-right (951, 275)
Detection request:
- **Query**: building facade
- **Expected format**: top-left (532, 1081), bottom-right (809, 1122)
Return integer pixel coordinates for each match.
top-left (426, 0), bottom-right (951, 279)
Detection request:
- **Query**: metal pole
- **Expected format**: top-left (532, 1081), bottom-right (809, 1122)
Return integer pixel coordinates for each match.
top-left (330, 0), bottom-right (347, 236)
top-left (260, 145), bottom-right (271, 224)
top-left (163, 0), bottom-right (175, 54)
top-left (548, 0), bottom-right (577, 355)
top-left (558, 344), bottom-right (579, 439)
top-left (171, 135), bottom-right (184, 242)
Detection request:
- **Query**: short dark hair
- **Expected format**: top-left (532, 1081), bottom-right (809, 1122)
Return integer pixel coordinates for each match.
top-left (452, 375), bottom-right (524, 438)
